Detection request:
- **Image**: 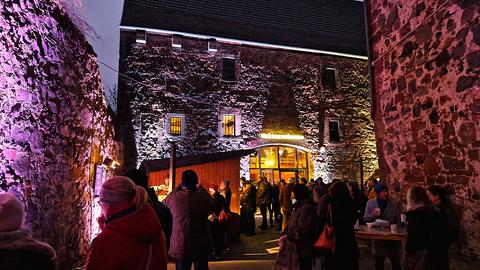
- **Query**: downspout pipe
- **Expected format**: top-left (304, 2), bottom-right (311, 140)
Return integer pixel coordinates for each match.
top-left (363, 0), bottom-right (376, 120)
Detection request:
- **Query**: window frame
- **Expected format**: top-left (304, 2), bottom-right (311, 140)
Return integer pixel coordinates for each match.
top-left (328, 120), bottom-right (341, 143)
top-left (223, 114), bottom-right (236, 137)
top-left (323, 67), bottom-right (338, 89)
top-left (165, 113), bottom-right (186, 138)
top-left (222, 57), bottom-right (236, 81)
top-left (169, 116), bottom-right (182, 136)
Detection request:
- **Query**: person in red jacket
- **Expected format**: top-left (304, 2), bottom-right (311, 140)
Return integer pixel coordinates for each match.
top-left (86, 176), bottom-right (168, 270)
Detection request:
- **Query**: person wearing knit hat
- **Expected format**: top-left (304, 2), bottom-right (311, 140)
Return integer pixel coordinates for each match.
top-left (163, 170), bottom-right (214, 268)
top-left (0, 193), bottom-right (56, 269)
top-left (363, 183), bottom-right (402, 270)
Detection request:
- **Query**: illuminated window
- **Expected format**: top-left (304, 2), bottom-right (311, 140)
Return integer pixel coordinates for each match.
top-left (222, 58), bottom-right (236, 81)
top-left (329, 120), bottom-right (340, 142)
top-left (323, 67), bottom-right (337, 89)
top-left (170, 117), bottom-right (182, 136)
top-left (223, 114), bottom-right (236, 136)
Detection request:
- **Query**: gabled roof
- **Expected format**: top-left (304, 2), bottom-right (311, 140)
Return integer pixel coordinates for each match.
top-left (121, 0), bottom-right (367, 56)
top-left (140, 149), bottom-right (254, 173)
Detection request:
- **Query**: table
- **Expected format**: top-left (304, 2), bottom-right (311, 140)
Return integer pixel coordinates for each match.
top-left (355, 225), bottom-right (407, 248)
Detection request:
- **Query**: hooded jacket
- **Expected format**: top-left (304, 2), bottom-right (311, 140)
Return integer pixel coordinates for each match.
top-left (86, 204), bottom-right (168, 270)
top-left (0, 228), bottom-right (56, 270)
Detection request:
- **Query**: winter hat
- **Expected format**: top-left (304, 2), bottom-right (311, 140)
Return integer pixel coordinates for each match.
top-left (0, 193), bottom-right (24, 232)
top-left (293, 184), bottom-right (310, 201)
top-left (375, 183), bottom-right (388, 194)
top-left (181, 170), bottom-right (199, 190)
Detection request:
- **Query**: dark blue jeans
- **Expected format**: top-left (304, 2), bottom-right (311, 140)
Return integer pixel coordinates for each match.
top-left (175, 257), bottom-right (209, 270)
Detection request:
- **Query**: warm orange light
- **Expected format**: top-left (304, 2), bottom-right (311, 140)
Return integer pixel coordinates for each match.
top-left (260, 133), bottom-right (304, 140)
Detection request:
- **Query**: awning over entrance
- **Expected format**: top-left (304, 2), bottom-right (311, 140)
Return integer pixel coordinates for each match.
top-left (140, 149), bottom-right (254, 173)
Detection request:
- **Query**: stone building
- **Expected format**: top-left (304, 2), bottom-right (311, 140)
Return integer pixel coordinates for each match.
top-left (118, 0), bottom-right (378, 184)
top-left (0, 0), bottom-right (120, 268)
top-left (365, 0), bottom-right (480, 267)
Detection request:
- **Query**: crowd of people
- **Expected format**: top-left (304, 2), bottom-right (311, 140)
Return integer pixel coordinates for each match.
top-left (0, 171), bottom-right (460, 270)
top-left (269, 178), bottom-right (460, 270)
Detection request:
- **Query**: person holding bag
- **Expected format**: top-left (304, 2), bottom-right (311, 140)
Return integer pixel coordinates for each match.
top-left (274, 185), bottom-right (317, 270)
top-left (317, 181), bottom-right (359, 270)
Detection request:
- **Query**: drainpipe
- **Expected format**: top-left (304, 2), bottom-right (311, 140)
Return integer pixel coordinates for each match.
top-left (363, 0), bottom-right (376, 119)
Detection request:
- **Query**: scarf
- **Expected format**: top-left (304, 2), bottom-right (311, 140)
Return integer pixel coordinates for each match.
top-left (377, 198), bottom-right (388, 214)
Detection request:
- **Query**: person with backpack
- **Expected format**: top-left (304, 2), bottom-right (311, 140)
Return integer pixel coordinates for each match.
top-left (318, 181), bottom-right (359, 270)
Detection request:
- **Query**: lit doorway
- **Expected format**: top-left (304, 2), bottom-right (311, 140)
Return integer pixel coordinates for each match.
top-left (249, 145), bottom-right (313, 183)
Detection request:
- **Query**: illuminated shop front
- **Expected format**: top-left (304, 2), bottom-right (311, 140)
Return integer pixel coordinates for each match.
top-left (249, 145), bottom-right (314, 182)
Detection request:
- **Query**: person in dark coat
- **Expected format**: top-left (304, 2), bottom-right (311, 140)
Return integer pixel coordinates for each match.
top-left (87, 176), bottom-right (168, 270)
top-left (240, 179), bottom-right (256, 236)
top-left (256, 177), bottom-right (270, 229)
top-left (219, 179), bottom-right (232, 251)
top-left (348, 181), bottom-right (368, 225)
top-left (271, 180), bottom-right (281, 229)
top-left (318, 181), bottom-right (359, 270)
top-left (279, 185), bottom-right (317, 270)
top-left (208, 184), bottom-right (226, 259)
top-left (403, 186), bottom-right (446, 270)
top-left (427, 185), bottom-right (459, 270)
top-left (280, 178), bottom-right (295, 231)
top-left (364, 183), bottom-right (402, 270)
top-left (164, 170), bottom-right (213, 270)
top-left (125, 169), bottom-right (173, 251)
top-left (0, 193), bottom-right (56, 270)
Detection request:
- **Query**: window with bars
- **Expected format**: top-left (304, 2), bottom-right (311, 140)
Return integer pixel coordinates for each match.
top-left (223, 114), bottom-right (236, 136)
top-left (170, 117), bottom-right (182, 136)
top-left (329, 120), bottom-right (340, 142)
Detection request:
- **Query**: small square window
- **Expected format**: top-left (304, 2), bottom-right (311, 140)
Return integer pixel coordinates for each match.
top-left (170, 117), bottom-right (182, 136)
top-left (223, 114), bottom-right (236, 136)
top-left (136, 30), bottom-right (146, 44)
top-left (208, 39), bottom-right (218, 52)
top-left (323, 67), bottom-right (337, 89)
top-left (222, 58), bottom-right (236, 81)
top-left (329, 120), bottom-right (340, 142)
top-left (172, 35), bottom-right (182, 48)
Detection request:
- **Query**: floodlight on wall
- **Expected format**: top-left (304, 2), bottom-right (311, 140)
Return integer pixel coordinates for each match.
top-left (136, 30), bottom-right (146, 44)
top-left (172, 34), bottom-right (182, 48)
top-left (208, 38), bottom-right (218, 52)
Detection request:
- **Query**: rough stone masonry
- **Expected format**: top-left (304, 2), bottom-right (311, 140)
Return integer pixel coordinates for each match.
top-left (366, 0), bottom-right (480, 267)
top-left (0, 0), bottom-right (120, 268)
top-left (118, 32), bottom-right (379, 183)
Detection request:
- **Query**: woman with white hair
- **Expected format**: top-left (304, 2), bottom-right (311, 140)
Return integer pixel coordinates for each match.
top-left (0, 193), bottom-right (56, 270)
top-left (86, 176), bottom-right (167, 270)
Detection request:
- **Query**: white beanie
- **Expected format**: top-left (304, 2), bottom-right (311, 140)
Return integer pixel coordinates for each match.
top-left (0, 193), bottom-right (24, 232)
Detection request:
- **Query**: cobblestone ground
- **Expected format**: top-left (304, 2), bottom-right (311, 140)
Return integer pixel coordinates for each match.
top-left (167, 215), bottom-right (398, 270)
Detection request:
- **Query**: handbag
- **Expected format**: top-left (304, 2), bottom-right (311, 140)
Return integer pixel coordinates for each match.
top-left (313, 203), bottom-right (336, 252)
top-left (218, 209), bottom-right (230, 223)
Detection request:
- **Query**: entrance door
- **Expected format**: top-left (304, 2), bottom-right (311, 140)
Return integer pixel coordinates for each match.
top-left (279, 170), bottom-right (297, 181)
top-left (261, 169), bottom-right (280, 184)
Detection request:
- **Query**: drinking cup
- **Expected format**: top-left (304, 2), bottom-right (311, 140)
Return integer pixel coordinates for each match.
top-left (390, 224), bottom-right (398, 233)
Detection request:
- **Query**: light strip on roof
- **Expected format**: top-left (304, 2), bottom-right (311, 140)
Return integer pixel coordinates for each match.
top-left (260, 133), bottom-right (305, 140)
top-left (120, 25), bottom-right (368, 60)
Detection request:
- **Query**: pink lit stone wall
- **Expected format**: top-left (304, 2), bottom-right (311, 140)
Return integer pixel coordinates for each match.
top-left (366, 0), bottom-right (480, 266)
top-left (0, 0), bottom-right (121, 268)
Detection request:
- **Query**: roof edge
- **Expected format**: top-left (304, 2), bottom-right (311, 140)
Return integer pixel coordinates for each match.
top-left (120, 25), bottom-right (368, 60)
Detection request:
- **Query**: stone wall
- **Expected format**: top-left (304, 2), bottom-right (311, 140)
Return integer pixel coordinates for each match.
top-left (119, 32), bottom-right (378, 183)
top-left (366, 0), bottom-right (480, 266)
top-left (0, 0), bottom-right (121, 268)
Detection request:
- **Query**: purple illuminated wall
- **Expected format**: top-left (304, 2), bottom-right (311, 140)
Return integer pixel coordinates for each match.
top-left (0, 0), bottom-right (120, 268)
